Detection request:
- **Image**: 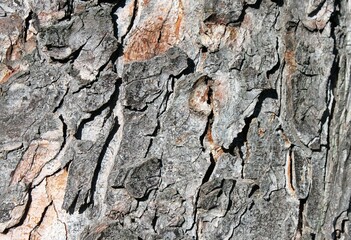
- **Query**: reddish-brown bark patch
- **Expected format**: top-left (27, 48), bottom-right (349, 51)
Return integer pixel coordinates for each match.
top-left (11, 140), bottom-right (61, 185)
top-left (124, 2), bottom-right (183, 62)
top-left (0, 64), bottom-right (19, 84)
top-left (258, 128), bottom-right (265, 137)
top-left (226, 26), bottom-right (237, 42)
top-left (5, 169), bottom-right (68, 240)
top-left (142, 0), bottom-right (150, 6)
top-left (0, 14), bottom-right (22, 36)
top-left (175, 0), bottom-right (184, 39)
top-left (284, 50), bottom-right (297, 75)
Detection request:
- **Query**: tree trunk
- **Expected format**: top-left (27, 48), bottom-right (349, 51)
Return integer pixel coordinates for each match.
top-left (0, 0), bottom-right (350, 239)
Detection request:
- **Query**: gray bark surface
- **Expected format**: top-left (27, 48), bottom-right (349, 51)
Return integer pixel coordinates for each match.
top-left (0, 0), bottom-right (350, 239)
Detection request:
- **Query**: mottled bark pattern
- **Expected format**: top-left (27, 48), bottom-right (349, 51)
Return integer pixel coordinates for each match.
top-left (0, 0), bottom-right (350, 239)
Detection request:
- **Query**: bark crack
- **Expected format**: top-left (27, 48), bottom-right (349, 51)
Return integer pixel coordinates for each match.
top-left (307, 0), bottom-right (327, 18)
top-left (23, 10), bottom-right (33, 42)
top-left (3, 188), bottom-right (32, 234)
top-left (79, 79), bottom-right (121, 211)
top-left (294, 198), bottom-right (307, 240)
top-left (87, 117), bottom-right (120, 208)
top-left (50, 42), bottom-right (86, 64)
top-left (224, 89), bottom-right (278, 178)
top-left (75, 79), bottom-right (121, 139)
top-left (28, 201), bottom-right (53, 238)
top-left (53, 87), bottom-right (69, 113)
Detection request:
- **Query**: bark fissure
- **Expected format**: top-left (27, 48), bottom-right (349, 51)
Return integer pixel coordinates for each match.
top-left (295, 198), bottom-right (307, 240)
top-left (28, 201), bottom-right (53, 238)
top-left (23, 10), bottom-right (33, 42)
top-left (75, 79), bottom-right (121, 139)
top-left (53, 87), bottom-right (69, 113)
top-left (307, 0), bottom-right (327, 17)
top-left (50, 43), bottom-right (86, 63)
top-left (3, 188), bottom-right (32, 233)
top-left (87, 117), bottom-right (120, 208)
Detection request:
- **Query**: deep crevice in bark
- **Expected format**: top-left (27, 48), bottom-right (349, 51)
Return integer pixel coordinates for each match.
top-left (323, 0), bottom-right (340, 193)
top-left (3, 188), bottom-right (33, 233)
top-left (271, 0), bottom-right (284, 7)
top-left (78, 78), bottom-right (121, 211)
top-left (158, 58), bottom-right (195, 118)
top-left (307, 0), bottom-right (327, 18)
top-left (23, 10), bottom-right (33, 42)
top-left (311, 233), bottom-right (316, 240)
top-left (75, 79), bottom-right (121, 139)
top-left (62, 0), bottom-right (74, 21)
top-left (59, 114), bottom-right (68, 151)
top-left (248, 184), bottom-right (260, 198)
top-left (88, 117), bottom-right (120, 208)
top-left (233, 0), bottom-right (263, 25)
top-left (124, 105), bottom-right (148, 112)
top-left (28, 201), bottom-right (53, 237)
top-left (122, 0), bottom-right (138, 44)
top-left (50, 43), bottom-right (86, 64)
top-left (110, 2), bottom-right (121, 39)
top-left (182, 58), bottom-right (197, 76)
top-left (200, 111), bottom-right (214, 152)
top-left (67, 189), bottom-right (80, 214)
top-left (266, 39), bottom-right (281, 79)
top-left (151, 213), bottom-right (158, 233)
top-left (199, 76), bottom-right (214, 151)
top-left (225, 89), bottom-right (278, 155)
top-left (287, 147), bottom-right (295, 193)
top-left (53, 87), bottom-right (69, 113)
top-left (295, 198), bottom-right (307, 239)
top-left (201, 153), bottom-right (216, 184)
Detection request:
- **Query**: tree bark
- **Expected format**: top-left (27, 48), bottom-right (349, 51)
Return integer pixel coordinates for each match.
top-left (0, 0), bottom-right (350, 239)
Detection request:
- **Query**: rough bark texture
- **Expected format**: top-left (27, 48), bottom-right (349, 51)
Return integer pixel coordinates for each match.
top-left (0, 0), bottom-right (350, 239)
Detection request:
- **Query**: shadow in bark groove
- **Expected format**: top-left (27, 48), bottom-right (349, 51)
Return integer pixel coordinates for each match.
top-left (201, 153), bottom-right (216, 184)
top-left (75, 79), bottom-right (121, 140)
top-left (3, 188), bottom-right (33, 233)
top-left (225, 89), bottom-right (278, 155)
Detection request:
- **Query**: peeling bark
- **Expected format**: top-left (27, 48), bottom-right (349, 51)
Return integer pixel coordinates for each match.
top-left (0, 0), bottom-right (350, 239)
